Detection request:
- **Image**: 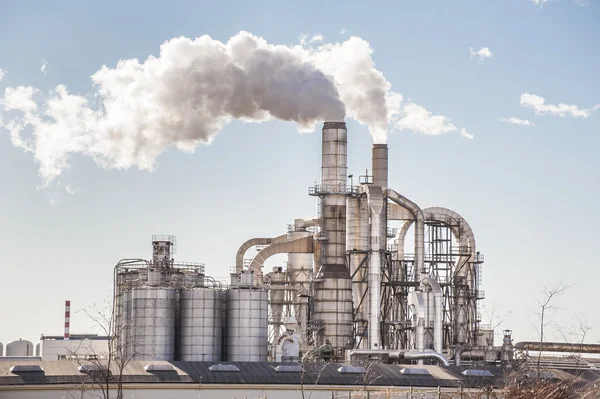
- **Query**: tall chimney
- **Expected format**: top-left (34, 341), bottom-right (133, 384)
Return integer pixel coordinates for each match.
top-left (372, 144), bottom-right (388, 188)
top-left (64, 300), bottom-right (70, 340)
top-left (313, 121), bottom-right (353, 353)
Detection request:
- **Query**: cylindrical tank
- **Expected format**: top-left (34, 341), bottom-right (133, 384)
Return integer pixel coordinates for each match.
top-left (35, 343), bottom-right (40, 357)
top-left (268, 268), bottom-right (287, 340)
top-left (0, 342), bottom-right (3, 356)
top-left (6, 339), bottom-right (34, 356)
top-left (179, 288), bottom-right (222, 361)
top-left (227, 288), bottom-right (268, 362)
top-left (129, 287), bottom-right (177, 360)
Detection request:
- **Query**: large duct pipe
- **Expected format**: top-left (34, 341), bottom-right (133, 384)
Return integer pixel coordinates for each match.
top-left (314, 121), bottom-right (353, 352)
top-left (364, 185), bottom-right (384, 349)
top-left (404, 350), bottom-right (450, 367)
top-left (372, 144), bottom-right (388, 189)
top-left (408, 292), bottom-right (425, 354)
top-left (422, 277), bottom-right (443, 355)
top-left (386, 189), bottom-right (425, 283)
top-left (514, 342), bottom-right (600, 354)
top-left (235, 235), bottom-right (287, 273)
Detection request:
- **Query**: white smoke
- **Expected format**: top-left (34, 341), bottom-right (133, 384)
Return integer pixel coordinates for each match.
top-left (1, 31), bottom-right (461, 185)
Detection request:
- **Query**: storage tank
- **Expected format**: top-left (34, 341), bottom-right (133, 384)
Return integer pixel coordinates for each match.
top-left (35, 343), bottom-right (40, 356)
top-left (6, 339), bottom-right (34, 356)
top-left (129, 287), bottom-right (177, 360)
top-left (0, 342), bottom-right (3, 356)
top-left (179, 288), bottom-right (222, 361)
top-left (227, 288), bottom-right (268, 361)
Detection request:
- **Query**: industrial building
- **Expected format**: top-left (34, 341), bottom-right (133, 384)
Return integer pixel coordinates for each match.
top-left (1, 121), bottom-right (599, 397)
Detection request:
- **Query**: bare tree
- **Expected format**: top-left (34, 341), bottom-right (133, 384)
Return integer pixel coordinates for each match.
top-left (67, 300), bottom-right (138, 399)
top-left (530, 279), bottom-right (573, 379)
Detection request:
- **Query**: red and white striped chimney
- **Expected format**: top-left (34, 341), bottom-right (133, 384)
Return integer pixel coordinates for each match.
top-left (64, 300), bottom-right (70, 340)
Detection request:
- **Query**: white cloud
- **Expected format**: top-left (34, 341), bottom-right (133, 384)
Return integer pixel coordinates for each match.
top-left (501, 117), bottom-right (534, 126)
top-left (520, 93), bottom-right (600, 118)
top-left (469, 47), bottom-right (492, 61)
top-left (41, 59), bottom-right (48, 75)
top-left (340, 28), bottom-right (347, 35)
top-left (460, 128), bottom-right (474, 140)
top-left (65, 185), bottom-right (80, 194)
top-left (309, 34), bottom-right (324, 43)
top-left (0, 68), bottom-right (5, 82)
top-left (395, 101), bottom-right (457, 136)
top-left (1, 31), bottom-right (467, 185)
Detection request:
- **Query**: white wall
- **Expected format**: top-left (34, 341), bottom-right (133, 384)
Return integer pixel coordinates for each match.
top-left (39, 339), bottom-right (109, 361)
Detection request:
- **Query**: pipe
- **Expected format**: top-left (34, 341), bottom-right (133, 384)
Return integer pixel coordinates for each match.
top-left (248, 234), bottom-right (313, 285)
top-left (386, 189), bottom-right (425, 283)
top-left (404, 350), bottom-right (450, 367)
top-left (514, 342), bottom-right (600, 354)
top-left (364, 185), bottom-right (384, 349)
top-left (422, 277), bottom-right (443, 355)
top-left (294, 217), bottom-right (320, 230)
top-left (235, 235), bottom-right (288, 273)
top-left (345, 349), bottom-right (404, 362)
top-left (408, 292), bottom-right (425, 354)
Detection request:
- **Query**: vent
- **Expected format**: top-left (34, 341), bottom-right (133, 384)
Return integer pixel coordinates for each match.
top-left (78, 364), bottom-right (108, 374)
top-left (337, 366), bottom-right (366, 374)
top-left (400, 367), bottom-right (430, 375)
top-left (144, 364), bottom-right (175, 372)
top-left (462, 369), bottom-right (494, 377)
top-left (10, 365), bottom-right (44, 373)
top-left (209, 364), bottom-right (240, 372)
top-left (274, 365), bottom-right (303, 373)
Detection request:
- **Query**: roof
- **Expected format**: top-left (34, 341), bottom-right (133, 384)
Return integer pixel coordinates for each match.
top-left (0, 360), bottom-right (462, 388)
top-left (1, 360), bottom-right (598, 389)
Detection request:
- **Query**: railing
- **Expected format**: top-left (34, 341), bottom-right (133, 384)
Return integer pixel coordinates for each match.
top-left (308, 185), bottom-right (359, 196)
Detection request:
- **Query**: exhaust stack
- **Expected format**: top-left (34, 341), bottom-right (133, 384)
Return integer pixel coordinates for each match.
top-left (312, 121), bottom-right (353, 353)
top-left (372, 144), bottom-right (388, 188)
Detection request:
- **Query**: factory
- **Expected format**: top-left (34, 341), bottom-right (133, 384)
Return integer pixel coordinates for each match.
top-left (1, 121), bottom-right (599, 398)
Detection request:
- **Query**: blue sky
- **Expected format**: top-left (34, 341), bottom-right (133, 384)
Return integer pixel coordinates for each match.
top-left (0, 0), bottom-right (599, 347)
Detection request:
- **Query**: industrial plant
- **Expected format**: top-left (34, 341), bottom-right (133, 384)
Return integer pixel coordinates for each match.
top-left (1, 121), bottom-right (599, 398)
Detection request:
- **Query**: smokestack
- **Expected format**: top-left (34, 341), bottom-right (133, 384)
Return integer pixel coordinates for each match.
top-left (372, 144), bottom-right (388, 188)
top-left (313, 121), bottom-right (353, 353)
top-left (64, 300), bottom-right (70, 340)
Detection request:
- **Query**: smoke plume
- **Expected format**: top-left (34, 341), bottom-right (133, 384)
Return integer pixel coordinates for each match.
top-left (0, 31), bottom-right (459, 185)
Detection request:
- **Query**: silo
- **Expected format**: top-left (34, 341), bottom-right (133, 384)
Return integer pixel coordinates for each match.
top-left (35, 343), bottom-right (40, 356)
top-left (0, 342), bottom-right (3, 356)
top-left (129, 287), bottom-right (177, 360)
top-left (6, 339), bottom-right (34, 356)
top-left (227, 288), bottom-right (268, 361)
top-left (179, 288), bottom-right (222, 361)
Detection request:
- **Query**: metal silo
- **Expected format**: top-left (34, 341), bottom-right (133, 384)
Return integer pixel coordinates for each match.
top-left (129, 287), bottom-right (177, 360)
top-left (227, 288), bottom-right (268, 362)
top-left (179, 288), bottom-right (222, 361)
top-left (35, 343), bottom-right (40, 357)
top-left (0, 342), bottom-right (3, 356)
top-left (6, 339), bottom-right (34, 356)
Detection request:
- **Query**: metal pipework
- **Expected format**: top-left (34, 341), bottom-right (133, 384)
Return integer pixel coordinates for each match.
top-left (372, 144), bottom-right (388, 188)
top-left (514, 342), bottom-right (600, 354)
top-left (346, 195), bottom-right (369, 332)
top-left (364, 185), bottom-right (384, 349)
top-left (386, 189), bottom-right (425, 283)
top-left (404, 350), bottom-right (450, 367)
top-left (422, 277), bottom-right (443, 355)
top-left (235, 235), bottom-right (289, 273)
top-left (408, 292), bottom-right (425, 354)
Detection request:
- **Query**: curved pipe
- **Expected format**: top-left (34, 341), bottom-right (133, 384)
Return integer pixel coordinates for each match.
top-left (249, 235), bottom-right (314, 285)
top-left (235, 235), bottom-right (288, 273)
top-left (404, 350), bottom-right (450, 367)
top-left (408, 291), bottom-right (425, 354)
top-left (514, 342), bottom-right (600, 354)
top-left (386, 189), bottom-right (425, 283)
top-left (294, 217), bottom-right (320, 230)
top-left (422, 277), bottom-right (443, 355)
